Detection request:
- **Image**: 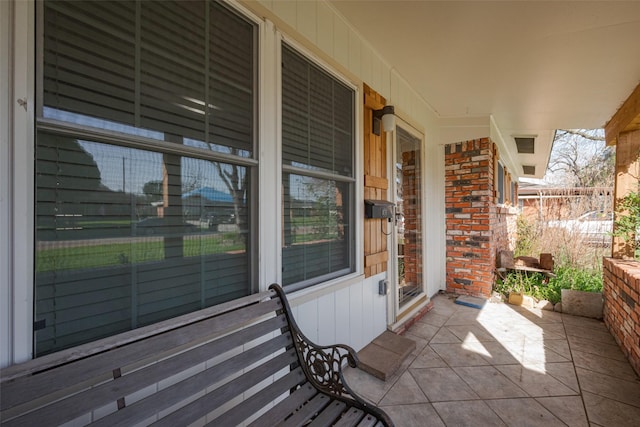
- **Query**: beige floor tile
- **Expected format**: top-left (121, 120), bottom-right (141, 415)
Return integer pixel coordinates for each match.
top-left (567, 335), bottom-right (627, 362)
top-left (379, 371), bottom-right (428, 406)
top-left (495, 364), bottom-right (578, 397)
top-left (432, 400), bottom-right (507, 427)
top-left (411, 367), bottom-right (480, 402)
top-left (512, 322), bottom-right (566, 341)
top-left (521, 339), bottom-right (571, 365)
top-left (444, 311), bottom-right (483, 326)
top-left (430, 342), bottom-right (492, 366)
top-left (462, 341), bottom-right (522, 365)
top-left (542, 362), bottom-right (580, 392)
top-left (564, 324), bottom-right (617, 345)
top-left (478, 321), bottom-right (528, 343)
top-left (572, 349), bottom-right (639, 380)
top-left (379, 403), bottom-right (445, 427)
top-left (404, 332), bottom-right (430, 355)
top-left (536, 396), bottom-right (588, 427)
top-left (582, 391), bottom-right (640, 427)
top-left (409, 345), bottom-right (448, 369)
top-left (408, 322), bottom-right (440, 341)
top-left (419, 312), bottom-right (450, 328)
top-left (429, 327), bottom-right (462, 344)
top-left (576, 367), bottom-right (640, 408)
top-left (342, 366), bottom-right (393, 404)
top-left (542, 339), bottom-right (572, 360)
top-left (445, 324), bottom-right (498, 342)
top-left (509, 306), bottom-right (564, 324)
top-left (562, 314), bottom-right (608, 331)
top-left (485, 398), bottom-right (566, 427)
top-left (453, 366), bottom-right (528, 399)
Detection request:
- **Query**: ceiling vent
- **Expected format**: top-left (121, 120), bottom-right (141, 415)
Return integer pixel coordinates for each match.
top-left (522, 165), bottom-right (536, 175)
top-left (515, 137), bottom-right (535, 154)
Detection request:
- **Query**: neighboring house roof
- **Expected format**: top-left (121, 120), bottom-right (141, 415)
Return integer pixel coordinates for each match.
top-left (182, 187), bottom-right (234, 203)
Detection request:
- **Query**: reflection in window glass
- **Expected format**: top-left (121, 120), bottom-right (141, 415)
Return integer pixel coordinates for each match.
top-left (282, 174), bottom-right (351, 287)
top-left (35, 132), bottom-right (250, 356)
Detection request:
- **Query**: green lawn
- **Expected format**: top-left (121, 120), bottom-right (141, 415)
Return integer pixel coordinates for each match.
top-left (36, 235), bottom-right (245, 272)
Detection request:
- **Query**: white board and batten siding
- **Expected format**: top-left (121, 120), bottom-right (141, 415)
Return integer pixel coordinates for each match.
top-left (288, 273), bottom-right (387, 352)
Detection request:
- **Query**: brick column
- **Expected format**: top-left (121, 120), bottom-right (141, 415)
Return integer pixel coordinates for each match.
top-left (445, 138), bottom-right (495, 297)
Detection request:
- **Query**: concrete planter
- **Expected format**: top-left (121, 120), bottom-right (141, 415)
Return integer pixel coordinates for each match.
top-left (561, 289), bottom-right (603, 319)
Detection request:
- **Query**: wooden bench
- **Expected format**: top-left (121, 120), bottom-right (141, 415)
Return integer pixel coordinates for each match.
top-left (1, 284), bottom-right (394, 426)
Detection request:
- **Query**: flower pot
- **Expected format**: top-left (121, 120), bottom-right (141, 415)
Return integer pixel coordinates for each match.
top-left (508, 292), bottom-right (523, 306)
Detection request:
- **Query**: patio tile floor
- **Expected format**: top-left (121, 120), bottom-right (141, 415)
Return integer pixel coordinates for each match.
top-left (343, 293), bottom-right (640, 427)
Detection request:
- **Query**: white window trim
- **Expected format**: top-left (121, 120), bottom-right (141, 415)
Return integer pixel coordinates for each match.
top-left (6, 0), bottom-right (35, 364)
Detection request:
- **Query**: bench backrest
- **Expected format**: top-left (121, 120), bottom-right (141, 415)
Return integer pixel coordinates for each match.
top-left (1, 289), bottom-right (303, 426)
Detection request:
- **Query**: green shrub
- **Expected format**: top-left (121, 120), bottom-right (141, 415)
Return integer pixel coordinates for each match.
top-left (514, 216), bottom-right (538, 258)
top-left (613, 187), bottom-right (640, 259)
top-left (493, 266), bottom-right (602, 305)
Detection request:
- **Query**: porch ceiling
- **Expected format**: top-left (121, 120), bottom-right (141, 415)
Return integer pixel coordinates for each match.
top-left (330, 1), bottom-right (640, 179)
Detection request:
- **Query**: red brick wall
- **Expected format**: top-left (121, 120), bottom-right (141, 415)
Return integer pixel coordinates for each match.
top-left (603, 258), bottom-right (640, 376)
top-left (402, 150), bottom-right (422, 286)
top-left (444, 138), bottom-right (516, 297)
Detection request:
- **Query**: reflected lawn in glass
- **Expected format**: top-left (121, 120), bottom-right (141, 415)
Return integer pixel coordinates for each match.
top-left (36, 234), bottom-right (246, 272)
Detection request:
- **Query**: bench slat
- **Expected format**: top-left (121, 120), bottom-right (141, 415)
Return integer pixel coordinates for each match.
top-left (308, 400), bottom-right (348, 427)
top-left (89, 339), bottom-right (297, 427)
top-left (356, 413), bottom-right (381, 427)
top-left (0, 290), bottom-right (273, 383)
top-left (247, 382), bottom-right (318, 427)
top-left (149, 347), bottom-right (299, 427)
top-left (280, 393), bottom-right (331, 427)
top-left (1, 296), bottom-right (282, 412)
top-left (2, 314), bottom-right (288, 426)
top-left (207, 370), bottom-right (310, 426)
top-left (334, 407), bottom-right (365, 427)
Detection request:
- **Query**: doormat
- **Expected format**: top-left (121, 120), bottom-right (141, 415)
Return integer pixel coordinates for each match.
top-left (455, 295), bottom-right (487, 309)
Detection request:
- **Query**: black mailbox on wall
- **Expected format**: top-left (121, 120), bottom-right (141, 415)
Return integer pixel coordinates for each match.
top-left (364, 199), bottom-right (394, 219)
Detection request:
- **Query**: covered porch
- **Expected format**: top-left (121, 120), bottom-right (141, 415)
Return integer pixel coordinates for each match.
top-left (345, 291), bottom-right (640, 426)
top-left (2, 0), bottom-right (640, 425)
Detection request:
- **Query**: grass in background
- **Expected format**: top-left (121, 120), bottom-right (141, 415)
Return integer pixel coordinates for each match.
top-left (496, 189), bottom-right (609, 303)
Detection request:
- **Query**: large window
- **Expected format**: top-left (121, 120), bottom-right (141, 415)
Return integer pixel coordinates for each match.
top-left (36, 0), bottom-right (257, 356)
top-left (281, 44), bottom-right (355, 289)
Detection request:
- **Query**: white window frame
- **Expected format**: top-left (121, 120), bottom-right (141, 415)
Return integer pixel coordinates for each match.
top-left (277, 35), bottom-right (362, 292)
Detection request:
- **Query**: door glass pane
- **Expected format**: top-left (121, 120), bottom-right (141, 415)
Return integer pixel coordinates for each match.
top-left (396, 127), bottom-right (423, 308)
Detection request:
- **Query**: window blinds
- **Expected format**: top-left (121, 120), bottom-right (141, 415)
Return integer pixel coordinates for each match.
top-left (43, 0), bottom-right (255, 154)
top-left (281, 45), bottom-right (353, 176)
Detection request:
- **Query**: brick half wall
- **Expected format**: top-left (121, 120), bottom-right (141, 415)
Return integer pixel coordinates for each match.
top-left (603, 258), bottom-right (640, 376)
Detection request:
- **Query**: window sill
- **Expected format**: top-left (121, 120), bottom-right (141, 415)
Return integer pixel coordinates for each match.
top-left (285, 272), bottom-right (366, 307)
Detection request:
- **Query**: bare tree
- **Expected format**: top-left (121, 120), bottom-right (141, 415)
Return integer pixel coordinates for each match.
top-left (546, 129), bottom-right (614, 188)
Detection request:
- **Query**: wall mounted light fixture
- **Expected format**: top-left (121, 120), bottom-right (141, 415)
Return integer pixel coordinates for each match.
top-left (372, 105), bottom-right (395, 135)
